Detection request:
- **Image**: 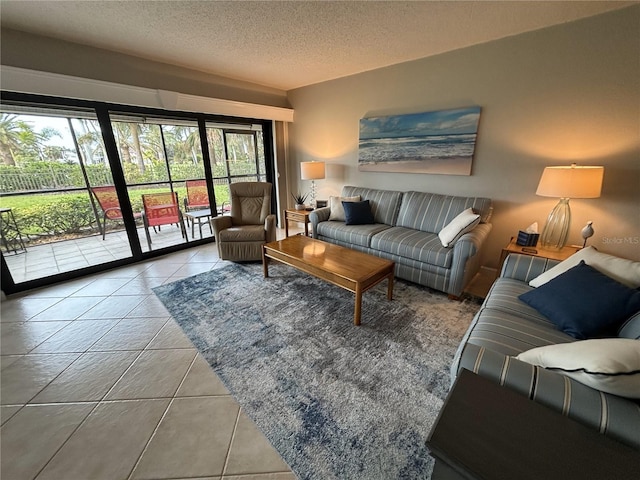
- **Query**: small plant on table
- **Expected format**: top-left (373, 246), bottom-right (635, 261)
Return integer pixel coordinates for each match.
top-left (291, 192), bottom-right (308, 210)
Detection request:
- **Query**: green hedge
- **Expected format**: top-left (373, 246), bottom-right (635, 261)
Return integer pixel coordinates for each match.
top-left (12, 194), bottom-right (96, 237)
top-left (1, 185), bottom-right (232, 241)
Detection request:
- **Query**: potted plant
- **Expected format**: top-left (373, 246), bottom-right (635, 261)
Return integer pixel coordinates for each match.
top-left (291, 192), bottom-right (308, 210)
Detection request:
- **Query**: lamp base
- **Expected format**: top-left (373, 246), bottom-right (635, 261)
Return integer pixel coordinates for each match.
top-left (309, 180), bottom-right (317, 208)
top-left (540, 198), bottom-right (571, 250)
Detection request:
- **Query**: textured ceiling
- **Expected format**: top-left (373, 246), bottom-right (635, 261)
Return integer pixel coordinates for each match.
top-left (0, 1), bottom-right (634, 91)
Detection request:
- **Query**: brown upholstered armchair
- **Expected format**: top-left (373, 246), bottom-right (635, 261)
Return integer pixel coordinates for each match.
top-left (211, 182), bottom-right (276, 261)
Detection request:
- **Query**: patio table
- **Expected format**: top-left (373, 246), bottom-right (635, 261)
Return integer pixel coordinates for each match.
top-left (184, 208), bottom-right (212, 239)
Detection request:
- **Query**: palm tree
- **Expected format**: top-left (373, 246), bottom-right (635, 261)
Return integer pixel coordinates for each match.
top-left (168, 125), bottom-right (202, 164)
top-left (35, 127), bottom-right (63, 162)
top-left (139, 123), bottom-right (165, 165)
top-left (0, 114), bottom-right (60, 165)
top-left (74, 119), bottom-right (106, 165)
top-left (207, 128), bottom-right (225, 166)
top-left (0, 114), bottom-right (24, 165)
top-left (128, 123), bottom-right (146, 174)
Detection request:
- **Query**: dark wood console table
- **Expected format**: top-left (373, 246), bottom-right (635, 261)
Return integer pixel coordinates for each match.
top-left (427, 369), bottom-right (640, 480)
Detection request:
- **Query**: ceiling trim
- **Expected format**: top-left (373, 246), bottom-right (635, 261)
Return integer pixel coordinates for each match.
top-left (0, 66), bottom-right (295, 122)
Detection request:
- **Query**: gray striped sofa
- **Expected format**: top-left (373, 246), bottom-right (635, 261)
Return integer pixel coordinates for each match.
top-left (309, 186), bottom-right (492, 297)
top-left (452, 253), bottom-right (640, 449)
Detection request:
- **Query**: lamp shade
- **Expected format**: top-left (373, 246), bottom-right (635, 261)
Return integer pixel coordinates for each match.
top-left (536, 164), bottom-right (604, 199)
top-left (300, 161), bottom-right (326, 180)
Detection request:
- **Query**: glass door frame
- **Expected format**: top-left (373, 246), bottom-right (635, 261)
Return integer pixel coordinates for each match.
top-left (205, 125), bottom-right (272, 216)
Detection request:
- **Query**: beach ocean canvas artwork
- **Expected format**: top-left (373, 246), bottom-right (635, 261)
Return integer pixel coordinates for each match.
top-left (358, 107), bottom-right (481, 175)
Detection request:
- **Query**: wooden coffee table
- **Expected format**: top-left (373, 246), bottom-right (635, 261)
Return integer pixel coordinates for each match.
top-left (262, 236), bottom-right (394, 325)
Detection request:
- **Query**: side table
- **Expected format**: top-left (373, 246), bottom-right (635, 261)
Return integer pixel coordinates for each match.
top-left (427, 369), bottom-right (640, 480)
top-left (184, 208), bottom-right (212, 239)
top-left (284, 209), bottom-right (312, 237)
top-left (498, 238), bottom-right (580, 276)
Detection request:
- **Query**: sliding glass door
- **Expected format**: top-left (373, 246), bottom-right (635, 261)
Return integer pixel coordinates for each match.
top-left (110, 117), bottom-right (210, 251)
top-left (0, 108), bottom-right (133, 284)
top-left (0, 92), bottom-right (276, 294)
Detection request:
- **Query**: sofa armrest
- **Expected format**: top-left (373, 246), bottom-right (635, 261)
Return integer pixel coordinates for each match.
top-left (309, 207), bottom-right (331, 238)
top-left (447, 223), bottom-right (492, 296)
top-left (265, 214), bottom-right (277, 243)
top-left (456, 222), bottom-right (492, 252)
top-left (454, 342), bottom-right (640, 449)
top-left (500, 253), bottom-right (560, 282)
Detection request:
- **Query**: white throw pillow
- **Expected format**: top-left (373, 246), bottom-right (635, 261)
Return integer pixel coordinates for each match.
top-left (438, 208), bottom-right (480, 247)
top-left (328, 195), bottom-right (361, 222)
top-left (529, 246), bottom-right (640, 288)
top-left (516, 339), bottom-right (640, 399)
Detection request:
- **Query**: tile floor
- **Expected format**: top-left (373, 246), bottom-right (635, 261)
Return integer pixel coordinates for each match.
top-left (1, 228), bottom-right (301, 480)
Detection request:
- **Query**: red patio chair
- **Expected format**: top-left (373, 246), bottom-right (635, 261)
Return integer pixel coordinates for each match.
top-left (183, 179), bottom-right (210, 212)
top-left (141, 192), bottom-right (187, 250)
top-left (184, 179), bottom-right (210, 232)
top-left (183, 179), bottom-right (229, 228)
top-left (91, 186), bottom-right (142, 240)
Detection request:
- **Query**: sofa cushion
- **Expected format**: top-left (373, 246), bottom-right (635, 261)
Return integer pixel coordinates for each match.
top-left (370, 226), bottom-right (453, 268)
top-left (343, 200), bottom-right (375, 225)
top-left (438, 207), bottom-right (481, 247)
top-left (516, 339), bottom-right (640, 399)
top-left (484, 277), bottom-right (561, 326)
top-left (466, 306), bottom-right (574, 357)
top-left (341, 186), bottom-right (403, 225)
top-left (218, 225), bottom-right (266, 242)
top-left (529, 246), bottom-right (640, 289)
top-left (396, 191), bottom-right (492, 233)
top-left (317, 221), bottom-right (391, 248)
top-left (519, 261), bottom-right (640, 340)
top-left (328, 195), bottom-right (361, 222)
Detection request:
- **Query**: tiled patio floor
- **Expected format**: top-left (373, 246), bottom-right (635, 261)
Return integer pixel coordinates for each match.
top-left (3, 224), bottom-right (212, 284)
top-left (1, 226), bottom-right (302, 480)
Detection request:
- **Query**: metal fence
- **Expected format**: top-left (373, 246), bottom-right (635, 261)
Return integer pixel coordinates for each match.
top-left (0, 170), bottom-right (113, 193)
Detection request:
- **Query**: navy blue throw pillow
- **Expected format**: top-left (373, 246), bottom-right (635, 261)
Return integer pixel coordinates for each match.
top-left (519, 260), bottom-right (640, 340)
top-left (342, 200), bottom-right (375, 225)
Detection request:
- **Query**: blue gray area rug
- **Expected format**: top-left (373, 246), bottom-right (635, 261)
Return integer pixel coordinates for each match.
top-left (153, 262), bottom-right (480, 479)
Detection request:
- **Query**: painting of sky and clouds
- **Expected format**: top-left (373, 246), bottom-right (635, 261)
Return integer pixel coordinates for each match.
top-left (358, 107), bottom-right (481, 175)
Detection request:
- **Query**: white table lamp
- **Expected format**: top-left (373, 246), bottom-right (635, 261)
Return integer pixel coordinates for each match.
top-left (300, 161), bottom-right (325, 207)
top-left (536, 164), bottom-right (604, 249)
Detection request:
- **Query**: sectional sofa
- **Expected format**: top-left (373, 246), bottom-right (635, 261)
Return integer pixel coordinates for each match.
top-left (452, 249), bottom-right (640, 449)
top-left (309, 186), bottom-right (492, 297)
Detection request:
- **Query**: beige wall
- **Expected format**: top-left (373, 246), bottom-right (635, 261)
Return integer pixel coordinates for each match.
top-left (287, 6), bottom-right (640, 267)
top-left (1, 28), bottom-right (290, 109)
